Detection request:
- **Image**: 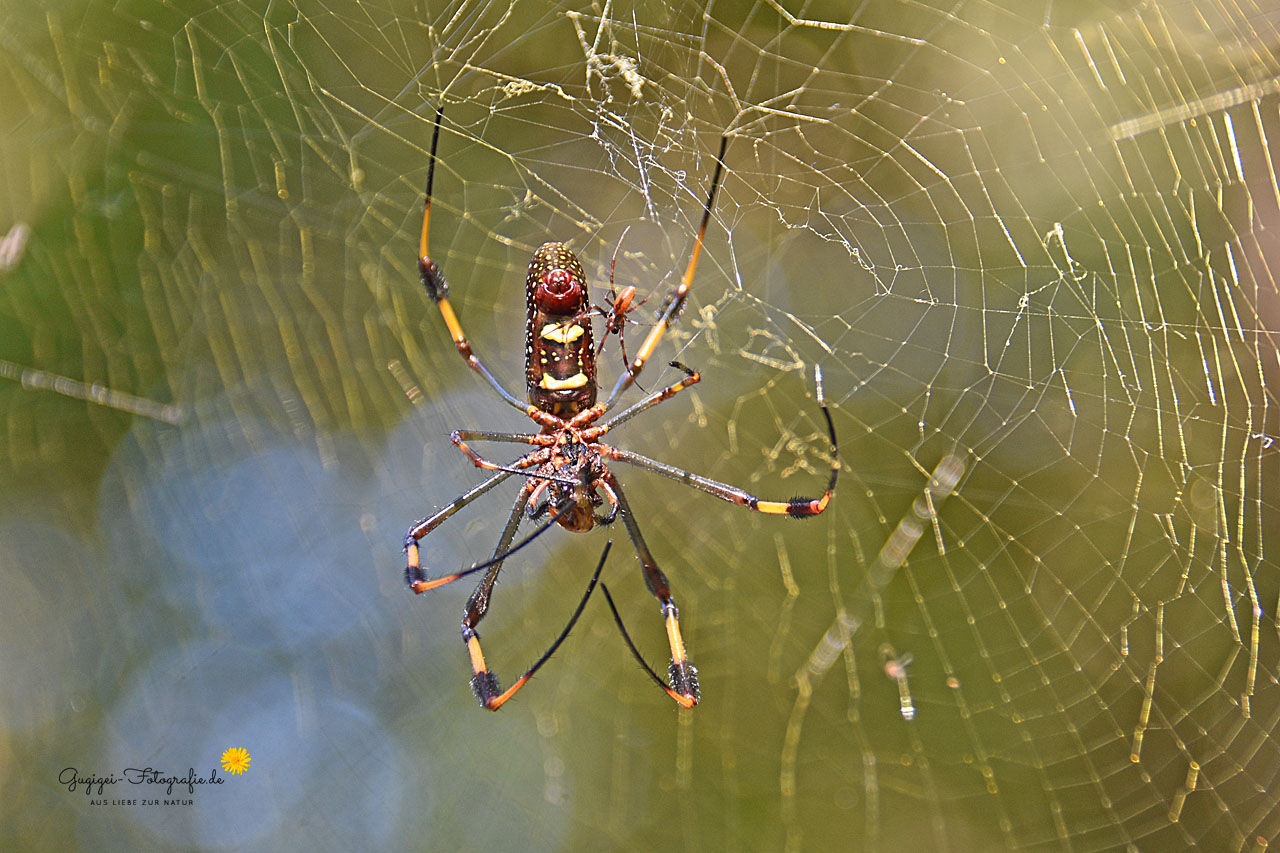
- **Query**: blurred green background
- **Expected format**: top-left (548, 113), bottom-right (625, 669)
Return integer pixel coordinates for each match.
top-left (2, 0), bottom-right (1277, 849)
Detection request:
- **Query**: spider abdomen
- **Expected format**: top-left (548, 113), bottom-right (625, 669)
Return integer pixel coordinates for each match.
top-left (525, 242), bottom-right (598, 416)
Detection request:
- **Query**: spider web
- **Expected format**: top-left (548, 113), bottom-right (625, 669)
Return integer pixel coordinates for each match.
top-left (1, 0), bottom-right (1277, 849)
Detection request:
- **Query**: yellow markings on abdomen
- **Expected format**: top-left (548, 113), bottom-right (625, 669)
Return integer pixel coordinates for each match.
top-left (539, 372), bottom-right (588, 391)
top-left (540, 323), bottom-right (585, 344)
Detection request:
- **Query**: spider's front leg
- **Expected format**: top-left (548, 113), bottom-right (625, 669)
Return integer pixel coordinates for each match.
top-left (473, 540), bottom-right (616, 712)
top-left (604, 471), bottom-right (700, 708)
top-left (459, 480), bottom-right (536, 709)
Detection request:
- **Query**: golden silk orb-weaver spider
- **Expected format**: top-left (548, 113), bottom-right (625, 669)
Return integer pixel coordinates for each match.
top-left (404, 109), bottom-right (839, 710)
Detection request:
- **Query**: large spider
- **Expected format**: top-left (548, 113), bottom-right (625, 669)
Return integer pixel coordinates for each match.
top-left (405, 109), bottom-right (839, 710)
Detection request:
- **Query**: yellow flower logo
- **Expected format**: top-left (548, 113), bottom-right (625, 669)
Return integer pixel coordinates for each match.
top-left (220, 747), bottom-right (251, 775)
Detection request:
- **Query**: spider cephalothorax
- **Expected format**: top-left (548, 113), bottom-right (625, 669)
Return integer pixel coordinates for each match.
top-left (526, 439), bottom-right (615, 533)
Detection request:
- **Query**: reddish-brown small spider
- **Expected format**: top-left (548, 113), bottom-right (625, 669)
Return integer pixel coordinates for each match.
top-left (590, 232), bottom-right (650, 371)
top-left (405, 109), bottom-right (839, 710)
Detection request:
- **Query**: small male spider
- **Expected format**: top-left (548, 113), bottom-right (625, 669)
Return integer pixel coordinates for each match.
top-left (405, 109), bottom-right (839, 710)
top-left (570, 229), bottom-right (649, 378)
